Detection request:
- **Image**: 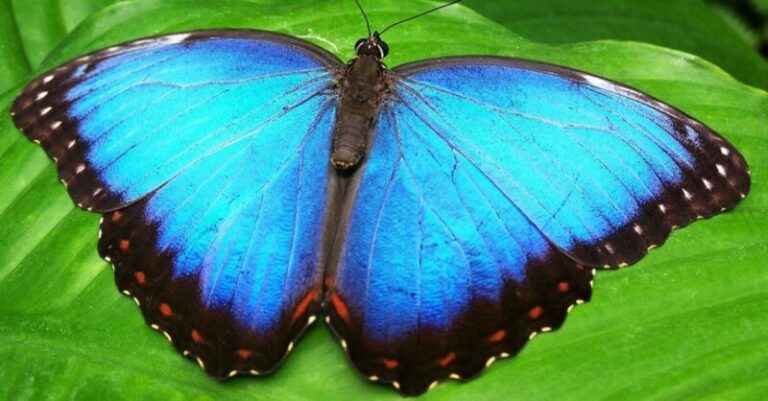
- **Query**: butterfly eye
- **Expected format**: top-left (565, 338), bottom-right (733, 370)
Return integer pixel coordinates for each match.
top-left (376, 40), bottom-right (389, 58)
top-left (354, 38), bottom-right (367, 53)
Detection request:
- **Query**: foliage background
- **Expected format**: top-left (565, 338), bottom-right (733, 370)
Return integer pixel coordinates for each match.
top-left (0, 0), bottom-right (766, 400)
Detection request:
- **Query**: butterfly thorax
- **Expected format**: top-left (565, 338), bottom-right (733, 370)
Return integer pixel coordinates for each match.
top-left (331, 53), bottom-right (388, 170)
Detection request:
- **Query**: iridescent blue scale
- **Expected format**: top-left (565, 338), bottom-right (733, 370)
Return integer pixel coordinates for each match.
top-left (11, 22), bottom-right (749, 396)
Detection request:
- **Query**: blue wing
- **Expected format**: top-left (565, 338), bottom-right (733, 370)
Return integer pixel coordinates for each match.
top-left (12, 30), bottom-right (339, 212)
top-left (12, 30), bottom-right (343, 376)
top-left (326, 57), bottom-right (750, 394)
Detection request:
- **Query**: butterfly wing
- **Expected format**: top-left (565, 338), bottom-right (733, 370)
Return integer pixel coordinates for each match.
top-left (12, 30), bottom-right (343, 376)
top-left (11, 29), bottom-right (340, 211)
top-left (326, 57), bottom-right (750, 394)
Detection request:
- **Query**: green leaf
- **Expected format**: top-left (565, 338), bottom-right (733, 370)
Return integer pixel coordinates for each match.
top-left (0, 0), bottom-right (32, 95)
top-left (1, 1), bottom-right (766, 400)
top-left (464, 0), bottom-right (768, 90)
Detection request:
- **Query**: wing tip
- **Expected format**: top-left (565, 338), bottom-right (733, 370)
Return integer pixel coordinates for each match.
top-left (565, 127), bottom-right (751, 270)
top-left (11, 62), bottom-right (128, 212)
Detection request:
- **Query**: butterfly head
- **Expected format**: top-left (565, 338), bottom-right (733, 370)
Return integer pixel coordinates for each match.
top-left (354, 32), bottom-right (389, 59)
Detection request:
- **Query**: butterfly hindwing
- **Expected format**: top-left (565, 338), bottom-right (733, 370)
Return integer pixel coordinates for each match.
top-left (326, 57), bottom-right (749, 394)
top-left (98, 96), bottom-right (336, 375)
top-left (13, 30), bottom-right (344, 377)
top-left (326, 107), bottom-right (594, 394)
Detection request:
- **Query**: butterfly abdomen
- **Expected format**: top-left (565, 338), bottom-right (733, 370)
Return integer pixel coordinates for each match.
top-left (331, 55), bottom-right (387, 170)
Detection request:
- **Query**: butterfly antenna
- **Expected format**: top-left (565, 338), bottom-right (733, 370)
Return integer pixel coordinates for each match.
top-left (379, 0), bottom-right (462, 35)
top-left (355, 0), bottom-right (373, 38)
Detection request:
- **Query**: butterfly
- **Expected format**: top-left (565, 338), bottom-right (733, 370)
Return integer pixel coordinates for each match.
top-left (9, 2), bottom-right (751, 396)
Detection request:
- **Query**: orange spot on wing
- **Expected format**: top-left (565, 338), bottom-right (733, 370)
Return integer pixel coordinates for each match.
top-left (236, 349), bottom-right (253, 360)
top-left (382, 358), bottom-right (399, 369)
top-left (159, 303), bottom-right (173, 317)
top-left (111, 211), bottom-right (122, 223)
top-left (119, 239), bottom-right (130, 251)
top-left (330, 293), bottom-right (350, 324)
top-left (489, 329), bottom-right (506, 343)
top-left (558, 281), bottom-right (570, 293)
top-left (292, 289), bottom-right (318, 322)
top-left (528, 306), bottom-right (543, 320)
top-left (191, 329), bottom-right (202, 343)
top-left (438, 352), bottom-right (456, 368)
top-left (134, 271), bottom-right (146, 284)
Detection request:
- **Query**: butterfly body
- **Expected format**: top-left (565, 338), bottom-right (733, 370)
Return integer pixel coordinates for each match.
top-left (10, 27), bottom-right (749, 396)
top-left (332, 51), bottom-right (388, 169)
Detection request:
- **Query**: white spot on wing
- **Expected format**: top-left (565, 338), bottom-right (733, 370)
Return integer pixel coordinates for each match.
top-left (716, 164), bottom-right (727, 176)
top-left (67, 139), bottom-right (76, 149)
top-left (633, 224), bottom-right (643, 235)
top-left (659, 204), bottom-right (667, 213)
top-left (720, 147), bottom-right (730, 156)
top-left (35, 91), bottom-right (48, 101)
top-left (40, 107), bottom-right (52, 116)
top-left (75, 164), bottom-right (86, 174)
top-left (702, 179), bottom-right (713, 190)
top-left (51, 121), bottom-right (62, 129)
top-left (605, 243), bottom-right (615, 254)
top-left (683, 188), bottom-right (693, 200)
top-left (43, 75), bottom-right (54, 84)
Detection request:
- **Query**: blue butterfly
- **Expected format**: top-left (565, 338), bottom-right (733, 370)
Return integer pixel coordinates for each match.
top-left (10, 10), bottom-right (750, 396)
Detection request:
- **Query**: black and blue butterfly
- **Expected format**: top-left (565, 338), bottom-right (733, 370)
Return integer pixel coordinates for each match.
top-left (9, 1), bottom-right (750, 396)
